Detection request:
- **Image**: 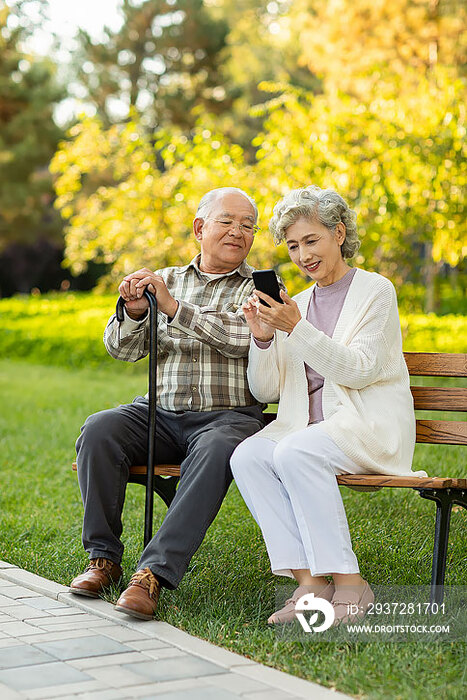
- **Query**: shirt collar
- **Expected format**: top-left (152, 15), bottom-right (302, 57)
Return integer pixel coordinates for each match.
top-left (176, 254), bottom-right (254, 279)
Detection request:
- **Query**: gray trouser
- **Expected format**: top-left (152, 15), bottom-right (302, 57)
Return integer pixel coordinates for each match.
top-left (75, 397), bottom-right (264, 589)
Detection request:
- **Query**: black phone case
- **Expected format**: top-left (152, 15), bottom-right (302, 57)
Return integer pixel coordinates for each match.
top-left (252, 269), bottom-right (283, 306)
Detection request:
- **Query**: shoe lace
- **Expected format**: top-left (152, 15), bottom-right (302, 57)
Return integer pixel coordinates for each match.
top-left (86, 558), bottom-right (114, 573)
top-left (129, 568), bottom-right (160, 600)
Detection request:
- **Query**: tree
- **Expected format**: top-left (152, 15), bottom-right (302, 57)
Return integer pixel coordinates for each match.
top-left (51, 115), bottom-right (255, 288)
top-left (50, 0), bottom-right (465, 308)
top-left (0, 0), bottom-right (64, 254)
top-left (204, 0), bottom-right (319, 150)
top-left (285, 0), bottom-right (466, 309)
top-left (73, 0), bottom-right (228, 129)
top-left (250, 73), bottom-right (465, 301)
top-left (71, 0), bottom-right (319, 148)
top-left (52, 71), bottom-right (465, 302)
top-left (289, 0), bottom-right (466, 97)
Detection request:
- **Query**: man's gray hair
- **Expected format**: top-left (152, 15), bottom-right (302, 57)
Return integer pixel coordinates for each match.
top-left (269, 185), bottom-right (360, 259)
top-left (195, 187), bottom-right (258, 223)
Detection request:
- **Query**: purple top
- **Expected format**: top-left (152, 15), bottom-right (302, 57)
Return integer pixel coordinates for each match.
top-left (305, 267), bottom-right (356, 422)
top-left (254, 267), bottom-right (357, 424)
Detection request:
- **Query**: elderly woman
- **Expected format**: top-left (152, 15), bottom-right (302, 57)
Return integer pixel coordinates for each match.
top-left (230, 185), bottom-right (426, 625)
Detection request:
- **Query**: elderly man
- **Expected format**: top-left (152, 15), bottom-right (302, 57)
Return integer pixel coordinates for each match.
top-left (70, 187), bottom-right (265, 620)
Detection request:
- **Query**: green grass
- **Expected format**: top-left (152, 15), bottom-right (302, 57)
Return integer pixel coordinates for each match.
top-left (1, 359), bottom-right (466, 698)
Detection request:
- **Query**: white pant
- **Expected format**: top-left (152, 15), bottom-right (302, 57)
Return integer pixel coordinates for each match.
top-left (230, 424), bottom-right (367, 578)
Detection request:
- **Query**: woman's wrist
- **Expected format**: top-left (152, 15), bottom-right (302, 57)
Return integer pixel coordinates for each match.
top-left (253, 333), bottom-right (274, 342)
top-left (286, 319), bottom-right (300, 334)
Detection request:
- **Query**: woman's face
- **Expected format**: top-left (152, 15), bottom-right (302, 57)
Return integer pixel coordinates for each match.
top-left (284, 216), bottom-right (348, 287)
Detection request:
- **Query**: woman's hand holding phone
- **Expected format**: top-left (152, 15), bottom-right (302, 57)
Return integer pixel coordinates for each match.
top-left (243, 288), bottom-right (301, 339)
top-left (244, 269), bottom-right (301, 338)
top-left (242, 295), bottom-right (275, 342)
top-left (253, 289), bottom-right (301, 335)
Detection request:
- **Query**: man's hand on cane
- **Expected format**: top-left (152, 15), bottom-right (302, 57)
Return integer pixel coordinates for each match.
top-left (119, 268), bottom-right (179, 319)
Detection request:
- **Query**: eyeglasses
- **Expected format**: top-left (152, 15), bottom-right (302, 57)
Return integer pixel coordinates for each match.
top-left (204, 218), bottom-right (260, 235)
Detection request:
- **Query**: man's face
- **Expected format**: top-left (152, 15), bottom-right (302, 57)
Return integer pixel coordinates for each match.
top-left (194, 192), bottom-right (256, 273)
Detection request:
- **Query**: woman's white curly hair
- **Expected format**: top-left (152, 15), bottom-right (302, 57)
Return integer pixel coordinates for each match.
top-left (269, 185), bottom-right (360, 260)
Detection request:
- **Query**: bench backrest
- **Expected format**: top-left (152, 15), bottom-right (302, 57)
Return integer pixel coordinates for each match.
top-left (264, 352), bottom-right (467, 446)
top-left (404, 352), bottom-right (467, 445)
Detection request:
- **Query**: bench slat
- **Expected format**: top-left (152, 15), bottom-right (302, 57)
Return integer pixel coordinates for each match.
top-left (411, 386), bottom-right (467, 411)
top-left (71, 463), bottom-right (466, 489)
top-left (415, 419), bottom-right (467, 445)
top-left (71, 462), bottom-right (182, 477)
top-left (336, 474), bottom-right (467, 488)
top-left (137, 464), bottom-right (181, 477)
top-left (404, 352), bottom-right (467, 377)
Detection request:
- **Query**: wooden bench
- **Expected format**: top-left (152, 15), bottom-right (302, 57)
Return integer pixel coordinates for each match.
top-left (73, 351), bottom-right (466, 603)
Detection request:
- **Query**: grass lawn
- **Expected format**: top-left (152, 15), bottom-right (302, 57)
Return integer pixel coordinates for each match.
top-left (1, 358), bottom-right (466, 698)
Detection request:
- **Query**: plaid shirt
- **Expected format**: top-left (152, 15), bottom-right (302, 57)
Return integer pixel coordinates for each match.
top-left (104, 255), bottom-right (261, 411)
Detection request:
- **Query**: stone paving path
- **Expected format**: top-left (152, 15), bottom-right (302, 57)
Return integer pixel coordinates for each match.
top-left (0, 561), bottom-right (351, 700)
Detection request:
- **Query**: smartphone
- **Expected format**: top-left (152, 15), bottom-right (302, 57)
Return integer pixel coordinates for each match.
top-left (252, 269), bottom-right (283, 306)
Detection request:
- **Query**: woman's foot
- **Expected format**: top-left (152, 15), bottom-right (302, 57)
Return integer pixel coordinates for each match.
top-left (268, 582), bottom-right (335, 625)
top-left (331, 580), bottom-right (374, 625)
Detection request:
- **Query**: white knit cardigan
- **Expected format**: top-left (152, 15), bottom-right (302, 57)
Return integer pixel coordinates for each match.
top-left (247, 268), bottom-right (426, 476)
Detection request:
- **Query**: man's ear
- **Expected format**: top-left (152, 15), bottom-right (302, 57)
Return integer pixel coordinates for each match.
top-left (193, 217), bottom-right (203, 242)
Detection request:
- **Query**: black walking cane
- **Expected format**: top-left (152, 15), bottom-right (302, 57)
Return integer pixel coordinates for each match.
top-left (116, 289), bottom-right (157, 548)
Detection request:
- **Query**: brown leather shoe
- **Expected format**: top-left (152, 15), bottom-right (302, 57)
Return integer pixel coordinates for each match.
top-left (69, 558), bottom-right (122, 598)
top-left (115, 568), bottom-right (160, 620)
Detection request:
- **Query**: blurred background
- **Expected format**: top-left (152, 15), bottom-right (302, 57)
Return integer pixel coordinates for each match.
top-left (0, 0), bottom-right (465, 313)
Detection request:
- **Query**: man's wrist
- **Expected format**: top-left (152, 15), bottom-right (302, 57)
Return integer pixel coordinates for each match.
top-left (125, 307), bottom-right (147, 321)
top-left (166, 299), bottom-right (179, 320)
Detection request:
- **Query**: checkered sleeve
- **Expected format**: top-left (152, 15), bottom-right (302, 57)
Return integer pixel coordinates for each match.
top-left (103, 310), bottom-right (150, 362)
top-left (169, 299), bottom-right (252, 358)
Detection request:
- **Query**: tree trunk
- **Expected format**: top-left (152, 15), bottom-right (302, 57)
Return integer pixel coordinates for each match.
top-left (423, 242), bottom-right (442, 313)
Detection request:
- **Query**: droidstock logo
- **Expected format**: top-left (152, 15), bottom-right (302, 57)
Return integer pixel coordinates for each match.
top-left (295, 593), bottom-right (335, 633)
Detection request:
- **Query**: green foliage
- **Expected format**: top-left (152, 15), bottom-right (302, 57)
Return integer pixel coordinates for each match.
top-left (251, 75), bottom-right (466, 281)
top-left (51, 78), bottom-right (465, 299)
top-left (0, 292), bottom-right (146, 371)
top-left (397, 279), bottom-right (467, 316)
top-left (51, 117), bottom-right (259, 288)
top-left (204, 0), bottom-right (319, 149)
top-left (72, 0), bottom-right (229, 129)
top-left (0, 0), bottom-right (64, 249)
top-left (401, 313), bottom-right (467, 353)
top-left (1, 292), bottom-right (465, 372)
top-left (48, 0), bottom-right (466, 311)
